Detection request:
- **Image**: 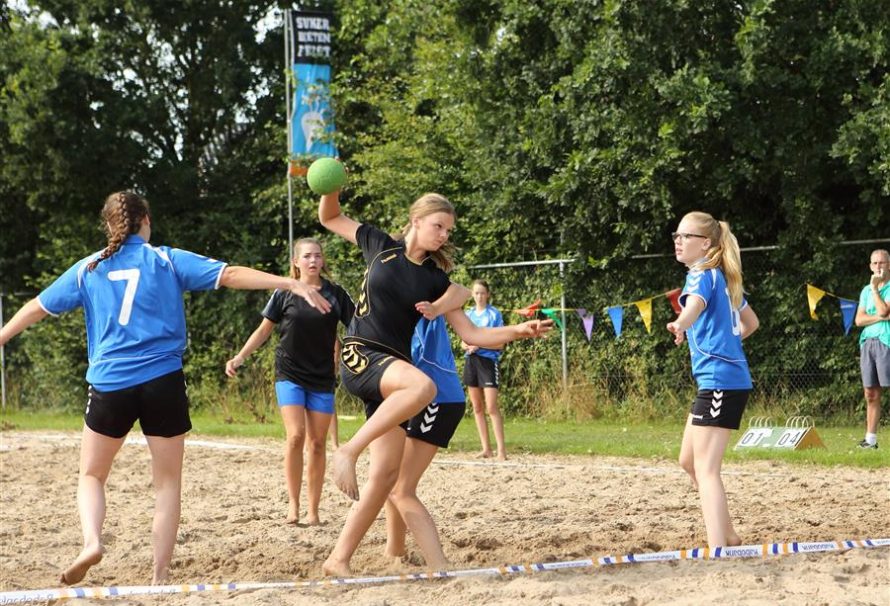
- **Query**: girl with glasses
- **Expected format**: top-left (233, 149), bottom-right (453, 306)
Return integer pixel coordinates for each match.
top-left (666, 211), bottom-right (759, 548)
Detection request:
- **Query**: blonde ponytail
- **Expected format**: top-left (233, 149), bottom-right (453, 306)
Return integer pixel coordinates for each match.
top-left (685, 212), bottom-right (745, 308)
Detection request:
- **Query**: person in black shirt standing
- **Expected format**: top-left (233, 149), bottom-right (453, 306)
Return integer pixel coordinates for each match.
top-left (226, 238), bottom-right (354, 526)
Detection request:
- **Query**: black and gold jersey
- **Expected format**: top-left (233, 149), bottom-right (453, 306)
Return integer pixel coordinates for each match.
top-left (346, 224), bottom-right (451, 361)
top-left (262, 278), bottom-right (355, 392)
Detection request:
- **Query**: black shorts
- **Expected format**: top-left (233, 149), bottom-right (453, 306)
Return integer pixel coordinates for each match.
top-left (690, 389), bottom-right (750, 430)
top-left (462, 355), bottom-right (500, 388)
top-left (406, 402), bottom-right (465, 448)
top-left (85, 369), bottom-right (192, 438)
top-left (341, 339), bottom-right (408, 429)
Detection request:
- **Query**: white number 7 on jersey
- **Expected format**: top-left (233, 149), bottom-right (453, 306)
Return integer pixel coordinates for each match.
top-left (107, 269), bottom-right (141, 326)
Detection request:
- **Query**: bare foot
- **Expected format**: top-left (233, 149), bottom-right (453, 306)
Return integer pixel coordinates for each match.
top-left (304, 513), bottom-right (321, 526)
top-left (726, 532), bottom-right (742, 547)
top-left (152, 569), bottom-right (169, 585)
top-left (60, 546), bottom-right (104, 585)
top-left (286, 502), bottom-right (300, 525)
top-left (496, 452), bottom-right (508, 461)
top-left (477, 450), bottom-right (493, 459)
top-left (322, 557), bottom-right (352, 578)
top-left (331, 448), bottom-right (359, 501)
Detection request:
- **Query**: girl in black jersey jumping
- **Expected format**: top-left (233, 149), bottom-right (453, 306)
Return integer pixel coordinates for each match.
top-left (225, 238), bottom-right (354, 526)
top-left (318, 187), bottom-right (549, 576)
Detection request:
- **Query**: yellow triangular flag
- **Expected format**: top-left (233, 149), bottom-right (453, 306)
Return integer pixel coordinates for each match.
top-left (806, 284), bottom-right (826, 320)
top-left (634, 298), bottom-right (653, 333)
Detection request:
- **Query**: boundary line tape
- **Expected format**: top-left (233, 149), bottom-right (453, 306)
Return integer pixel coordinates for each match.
top-left (1, 538), bottom-right (887, 604)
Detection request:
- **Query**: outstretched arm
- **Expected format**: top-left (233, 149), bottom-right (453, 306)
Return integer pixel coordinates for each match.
top-left (666, 295), bottom-right (705, 345)
top-left (318, 190), bottom-right (360, 244)
top-left (445, 309), bottom-right (552, 347)
top-left (219, 266), bottom-right (331, 313)
top-left (415, 282), bottom-right (471, 320)
top-left (0, 298), bottom-right (48, 347)
top-left (225, 319), bottom-right (276, 377)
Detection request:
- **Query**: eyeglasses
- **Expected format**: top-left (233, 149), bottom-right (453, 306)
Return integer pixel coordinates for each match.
top-left (672, 232), bottom-right (707, 242)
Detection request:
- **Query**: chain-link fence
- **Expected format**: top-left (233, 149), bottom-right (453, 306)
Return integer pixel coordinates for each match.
top-left (459, 241), bottom-right (887, 422)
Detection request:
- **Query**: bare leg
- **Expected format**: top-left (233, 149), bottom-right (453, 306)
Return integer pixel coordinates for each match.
top-left (484, 387), bottom-right (506, 460)
top-left (61, 426), bottom-right (124, 585)
top-left (384, 497), bottom-right (408, 559)
top-left (280, 406), bottom-right (307, 524)
top-left (864, 386), bottom-right (883, 435)
top-left (331, 361), bottom-right (434, 501)
top-left (323, 428), bottom-right (406, 576)
top-left (387, 438), bottom-right (448, 569)
top-left (305, 409), bottom-right (333, 525)
top-left (692, 425), bottom-right (739, 548)
top-left (145, 433), bottom-right (185, 584)
top-left (329, 407), bottom-right (340, 449)
top-left (468, 386), bottom-right (491, 457)
top-left (678, 414), bottom-right (698, 490)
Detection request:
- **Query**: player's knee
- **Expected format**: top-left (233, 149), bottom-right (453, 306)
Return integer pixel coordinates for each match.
top-left (285, 430), bottom-right (306, 452)
top-left (678, 454), bottom-right (695, 477)
top-left (305, 435), bottom-right (325, 456)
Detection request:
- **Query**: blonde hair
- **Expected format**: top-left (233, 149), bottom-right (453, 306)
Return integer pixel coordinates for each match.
top-left (397, 193), bottom-right (457, 273)
top-left (87, 191), bottom-right (150, 272)
top-left (290, 237), bottom-right (331, 280)
top-left (683, 211), bottom-right (745, 308)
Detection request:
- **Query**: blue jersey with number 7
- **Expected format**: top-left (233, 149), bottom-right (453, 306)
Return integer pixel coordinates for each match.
top-left (38, 234), bottom-right (227, 391)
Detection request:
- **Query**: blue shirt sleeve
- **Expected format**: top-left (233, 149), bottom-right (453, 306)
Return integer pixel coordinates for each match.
top-left (167, 248), bottom-right (227, 291)
top-left (38, 259), bottom-right (92, 315)
top-left (679, 269), bottom-right (715, 309)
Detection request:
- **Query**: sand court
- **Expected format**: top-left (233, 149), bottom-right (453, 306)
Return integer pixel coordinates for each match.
top-left (0, 431), bottom-right (887, 605)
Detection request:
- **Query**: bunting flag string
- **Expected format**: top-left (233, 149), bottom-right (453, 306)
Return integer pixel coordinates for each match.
top-left (506, 284), bottom-right (859, 341)
top-left (806, 284), bottom-right (858, 335)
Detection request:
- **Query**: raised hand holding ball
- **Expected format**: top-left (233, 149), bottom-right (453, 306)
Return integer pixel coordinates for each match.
top-left (306, 157), bottom-right (347, 195)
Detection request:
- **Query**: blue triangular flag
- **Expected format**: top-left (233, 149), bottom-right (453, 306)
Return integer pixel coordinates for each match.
top-left (607, 306), bottom-right (624, 338)
top-left (839, 298), bottom-right (857, 336)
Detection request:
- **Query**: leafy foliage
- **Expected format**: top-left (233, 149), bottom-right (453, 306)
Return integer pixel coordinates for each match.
top-left (1, 1), bottom-right (887, 420)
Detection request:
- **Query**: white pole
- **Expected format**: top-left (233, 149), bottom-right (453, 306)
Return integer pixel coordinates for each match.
top-left (284, 8), bottom-right (295, 268)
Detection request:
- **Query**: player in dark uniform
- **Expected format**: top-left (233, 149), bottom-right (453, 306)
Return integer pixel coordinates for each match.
top-left (226, 238), bottom-right (354, 526)
top-left (319, 183), bottom-right (532, 576)
top-left (384, 312), bottom-right (552, 569)
top-left (667, 211), bottom-right (759, 549)
top-left (0, 191), bottom-right (330, 586)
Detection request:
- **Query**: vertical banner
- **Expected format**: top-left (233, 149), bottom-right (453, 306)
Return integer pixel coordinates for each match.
top-left (290, 9), bottom-right (337, 158)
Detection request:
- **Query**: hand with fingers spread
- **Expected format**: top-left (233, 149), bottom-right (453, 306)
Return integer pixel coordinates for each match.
top-left (290, 280), bottom-right (332, 313)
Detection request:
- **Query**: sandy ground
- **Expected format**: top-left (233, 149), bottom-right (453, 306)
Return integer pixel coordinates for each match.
top-left (0, 430), bottom-right (888, 605)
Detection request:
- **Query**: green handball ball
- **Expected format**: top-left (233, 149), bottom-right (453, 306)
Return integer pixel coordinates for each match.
top-left (306, 158), bottom-right (347, 195)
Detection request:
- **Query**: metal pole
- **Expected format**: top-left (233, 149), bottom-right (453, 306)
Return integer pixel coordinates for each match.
top-left (284, 8), bottom-right (295, 269)
top-left (1, 292), bottom-right (6, 410)
top-left (559, 262), bottom-right (567, 389)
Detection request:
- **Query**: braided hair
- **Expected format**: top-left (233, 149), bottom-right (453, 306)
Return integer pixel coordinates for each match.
top-left (87, 191), bottom-right (150, 272)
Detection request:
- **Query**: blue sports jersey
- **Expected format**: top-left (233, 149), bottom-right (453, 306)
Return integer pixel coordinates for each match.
top-left (464, 305), bottom-right (504, 360)
top-left (411, 317), bottom-right (465, 403)
top-left (679, 267), bottom-right (752, 390)
top-left (38, 235), bottom-right (227, 391)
